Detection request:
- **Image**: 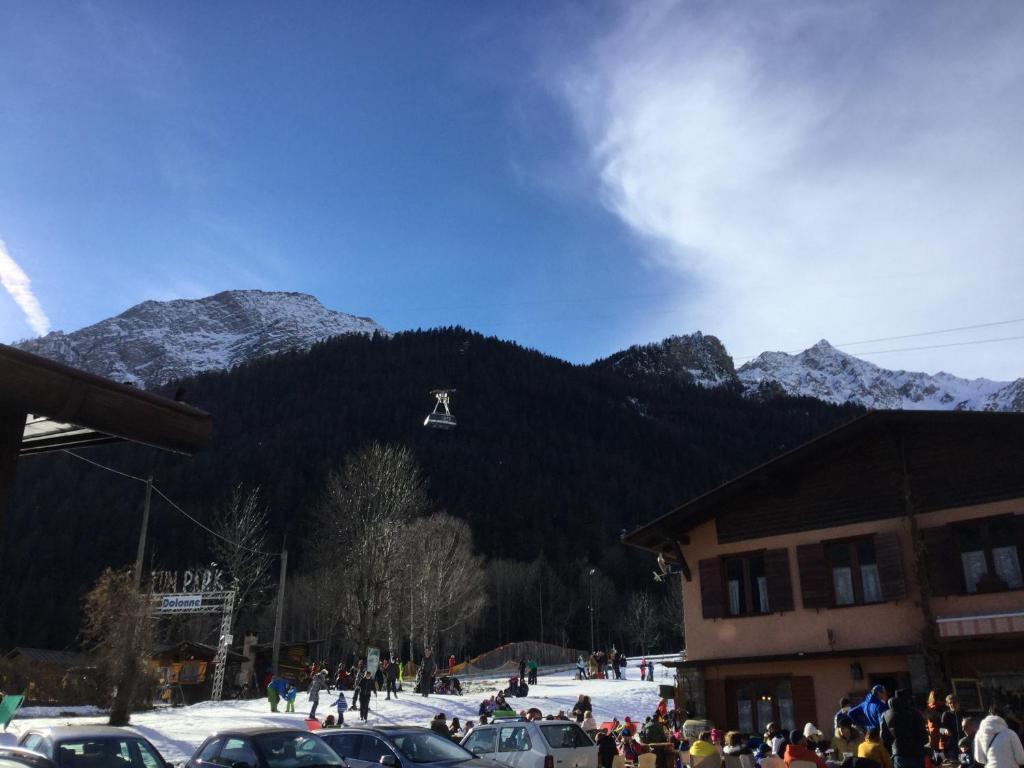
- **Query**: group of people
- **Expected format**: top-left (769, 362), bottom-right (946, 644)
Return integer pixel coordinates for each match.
top-left (265, 648), bottom-right (469, 725)
top-left (575, 649), bottom-right (656, 681)
top-left (676, 686), bottom-right (1024, 768)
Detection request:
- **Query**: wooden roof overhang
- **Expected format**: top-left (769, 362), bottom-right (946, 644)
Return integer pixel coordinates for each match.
top-left (621, 410), bottom-right (1024, 569)
top-left (1, 343), bottom-right (212, 522)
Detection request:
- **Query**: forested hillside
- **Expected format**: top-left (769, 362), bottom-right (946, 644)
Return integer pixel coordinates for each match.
top-left (1, 328), bottom-right (859, 657)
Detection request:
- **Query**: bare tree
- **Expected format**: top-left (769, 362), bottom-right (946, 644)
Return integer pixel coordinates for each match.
top-left (315, 442), bottom-right (430, 651)
top-left (403, 513), bottom-right (486, 650)
top-left (624, 591), bottom-right (661, 655)
top-left (210, 484), bottom-right (273, 625)
top-left (81, 568), bottom-right (152, 725)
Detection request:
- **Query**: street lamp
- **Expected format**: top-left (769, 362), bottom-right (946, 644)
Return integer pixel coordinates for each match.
top-left (588, 568), bottom-right (596, 653)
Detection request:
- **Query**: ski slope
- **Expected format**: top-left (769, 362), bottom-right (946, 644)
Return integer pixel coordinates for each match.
top-left (4, 672), bottom-right (668, 764)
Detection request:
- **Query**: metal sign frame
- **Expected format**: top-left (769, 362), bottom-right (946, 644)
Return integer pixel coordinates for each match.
top-left (151, 589), bottom-right (236, 701)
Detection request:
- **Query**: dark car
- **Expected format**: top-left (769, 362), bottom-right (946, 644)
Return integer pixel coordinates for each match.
top-left (17, 726), bottom-right (171, 768)
top-left (186, 728), bottom-right (346, 768)
top-left (315, 726), bottom-right (495, 768)
top-left (0, 746), bottom-right (56, 768)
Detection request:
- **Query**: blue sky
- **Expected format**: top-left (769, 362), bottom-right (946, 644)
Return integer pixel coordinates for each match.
top-left (2, 1), bottom-right (1023, 379)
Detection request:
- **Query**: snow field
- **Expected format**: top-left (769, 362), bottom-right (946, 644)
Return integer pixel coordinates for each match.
top-left (6, 673), bottom-right (664, 764)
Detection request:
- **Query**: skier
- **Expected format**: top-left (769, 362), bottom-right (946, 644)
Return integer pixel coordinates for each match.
top-left (357, 670), bottom-right (375, 722)
top-left (384, 658), bottom-right (399, 700)
top-left (449, 654), bottom-right (456, 677)
top-left (640, 658), bottom-right (647, 681)
top-left (308, 669), bottom-right (326, 719)
top-left (419, 648), bottom-right (437, 698)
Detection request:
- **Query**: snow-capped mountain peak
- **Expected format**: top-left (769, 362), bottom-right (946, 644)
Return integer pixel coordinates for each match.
top-left (738, 339), bottom-right (1021, 411)
top-left (15, 289), bottom-right (387, 389)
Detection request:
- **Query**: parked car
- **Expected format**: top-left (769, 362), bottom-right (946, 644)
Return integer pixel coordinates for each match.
top-left (186, 728), bottom-right (345, 768)
top-left (17, 726), bottom-right (172, 768)
top-left (316, 726), bottom-right (492, 768)
top-left (461, 720), bottom-right (596, 768)
top-left (0, 746), bottom-right (56, 768)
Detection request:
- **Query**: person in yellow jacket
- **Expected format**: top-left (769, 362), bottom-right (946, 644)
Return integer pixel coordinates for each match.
top-left (858, 727), bottom-right (893, 768)
top-left (690, 732), bottom-right (720, 759)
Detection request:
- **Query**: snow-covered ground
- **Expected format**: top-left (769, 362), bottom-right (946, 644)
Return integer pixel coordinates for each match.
top-left (4, 672), bottom-right (666, 764)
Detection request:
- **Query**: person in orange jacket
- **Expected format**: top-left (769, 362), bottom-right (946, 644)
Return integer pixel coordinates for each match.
top-left (784, 730), bottom-right (828, 768)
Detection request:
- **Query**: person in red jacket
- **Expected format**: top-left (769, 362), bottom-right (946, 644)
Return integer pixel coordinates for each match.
top-left (784, 730), bottom-right (828, 768)
top-left (448, 654), bottom-right (456, 677)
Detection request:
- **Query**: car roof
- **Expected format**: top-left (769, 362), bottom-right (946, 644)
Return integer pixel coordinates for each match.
top-left (206, 727), bottom-right (314, 738)
top-left (315, 726), bottom-right (426, 735)
top-left (19, 727), bottom-right (143, 739)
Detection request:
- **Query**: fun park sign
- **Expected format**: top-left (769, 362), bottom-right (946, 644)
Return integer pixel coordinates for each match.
top-left (150, 567), bottom-right (226, 594)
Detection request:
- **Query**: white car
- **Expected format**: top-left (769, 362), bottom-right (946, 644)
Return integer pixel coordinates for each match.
top-left (461, 720), bottom-right (597, 768)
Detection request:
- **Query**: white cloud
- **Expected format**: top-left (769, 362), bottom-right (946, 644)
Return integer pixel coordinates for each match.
top-left (559, 1), bottom-right (1024, 379)
top-left (0, 238), bottom-right (51, 337)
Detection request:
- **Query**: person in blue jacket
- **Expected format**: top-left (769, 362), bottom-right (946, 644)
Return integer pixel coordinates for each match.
top-left (849, 685), bottom-right (890, 730)
top-left (267, 674), bottom-right (289, 712)
top-left (284, 685), bottom-right (297, 713)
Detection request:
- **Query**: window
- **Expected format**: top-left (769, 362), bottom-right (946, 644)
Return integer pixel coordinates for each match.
top-left (539, 724), bottom-right (592, 749)
top-left (219, 739), bottom-right (259, 768)
top-left (497, 727), bottom-right (531, 753)
top-left (391, 732), bottom-right (474, 763)
top-left (196, 740), bottom-right (223, 764)
top-left (724, 553), bottom-right (769, 616)
top-left (731, 679), bottom-right (795, 734)
top-left (954, 517), bottom-right (1023, 593)
top-left (358, 737), bottom-right (394, 765)
top-left (827, 538), bottom-right (882, 606)
top-left (252, 733), bottom-right (344, 768)
top-left (463, 730), bottom-right (497, 756)
top-left (320, 734), bottom-right (361, 761)
top-left (129, 741), bottom-right (164, 768)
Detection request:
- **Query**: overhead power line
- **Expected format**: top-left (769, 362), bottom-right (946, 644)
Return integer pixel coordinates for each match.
top-left (838, 334), bottom-right (1024, 358)
top-left (61, 449), bottom-right (279, 558)
top-left (736, 318), bottom-right (1024, 361)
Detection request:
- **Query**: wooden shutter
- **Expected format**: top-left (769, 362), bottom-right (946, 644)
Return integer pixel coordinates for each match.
top-left (797, 543), bottom-right (832, 609)
top-left (764, 548), bottom-right (794, 613)
top-left (920, 525), bottom-right (960, 596)
top-left (791, 676), bottom-right (818, 729)
top-left (706, 678), bottom-right (728, 728)
top-left (699, 557), bottom-right (725, 619)
top-left (875, 532), bottom-right (906, 601)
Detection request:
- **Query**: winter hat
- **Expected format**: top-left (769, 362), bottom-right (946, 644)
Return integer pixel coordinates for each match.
top-left (803, 723), bottom-right (823, 739)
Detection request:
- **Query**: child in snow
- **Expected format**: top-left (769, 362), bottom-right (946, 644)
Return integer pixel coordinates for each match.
top-left (329, 689), bottom-right (347, 726)
top-left (285, 685), bottom-right (297, 713)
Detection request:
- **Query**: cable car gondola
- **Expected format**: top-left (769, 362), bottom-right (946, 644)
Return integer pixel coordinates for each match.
top-left (424, 389), bottom-right (456, 429)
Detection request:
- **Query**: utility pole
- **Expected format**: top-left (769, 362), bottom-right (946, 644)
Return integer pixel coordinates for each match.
top-left (272, 543), bottom-right (288, 675)
top-left (588, 568), bottom-right (596, 652)
top-left (133, 476), bottom-right (153, 589)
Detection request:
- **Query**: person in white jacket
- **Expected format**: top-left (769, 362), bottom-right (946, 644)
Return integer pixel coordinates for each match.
top-left (974, 708), bottom-right (1024, 768)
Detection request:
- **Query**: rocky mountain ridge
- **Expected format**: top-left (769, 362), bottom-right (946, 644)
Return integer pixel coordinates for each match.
top-left (14, 289), bottom-right (386, 389)
top-left (11, 290), bottom-right (1021, 411)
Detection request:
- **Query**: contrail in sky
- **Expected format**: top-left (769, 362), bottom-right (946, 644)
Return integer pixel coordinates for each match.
top-left (0, 238), bottom-right (50, 336)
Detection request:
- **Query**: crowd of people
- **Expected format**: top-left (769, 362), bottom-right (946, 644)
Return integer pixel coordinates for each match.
top-left (574, 649), bottom-right (657, 681)
top-left (660, 687), bottom-right (1024, 768)
top-left (262, 648), bottom-right (469, 722)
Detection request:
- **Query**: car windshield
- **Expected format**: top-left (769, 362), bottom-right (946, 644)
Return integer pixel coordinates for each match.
top-left (391, 732), bottom-right (475, 764)
top-left (252, 733), bottom-right (344, 768)
top-left (53, 738), bottom-right (164, 768)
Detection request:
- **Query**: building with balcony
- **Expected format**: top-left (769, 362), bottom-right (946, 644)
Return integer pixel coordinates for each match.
top-left (623, 411), bottom-right (1024, 733)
